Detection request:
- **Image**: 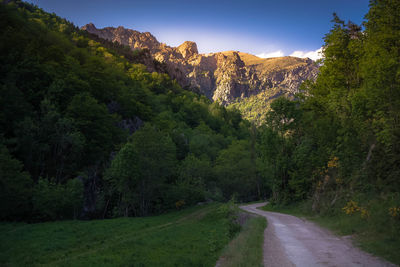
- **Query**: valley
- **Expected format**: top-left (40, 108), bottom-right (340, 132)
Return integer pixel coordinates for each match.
top-left (1, 0), bottom-right (399, 266)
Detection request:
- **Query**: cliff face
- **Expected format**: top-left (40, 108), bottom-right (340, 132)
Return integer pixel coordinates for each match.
top-left (82, 23), bottom-right (318, 110)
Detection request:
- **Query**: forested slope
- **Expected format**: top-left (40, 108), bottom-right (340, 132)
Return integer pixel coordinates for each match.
top-left (257, 0), bottom-right (400, 255)
top-left (0, 0), bottom-right (262, 221)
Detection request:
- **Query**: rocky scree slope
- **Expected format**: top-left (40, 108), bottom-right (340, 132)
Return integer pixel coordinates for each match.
top-left (83, 23), bottom-right (319, 119)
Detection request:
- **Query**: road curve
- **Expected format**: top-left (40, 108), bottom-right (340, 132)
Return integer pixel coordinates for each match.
top-left (240, 202), bottom-right (395, 267)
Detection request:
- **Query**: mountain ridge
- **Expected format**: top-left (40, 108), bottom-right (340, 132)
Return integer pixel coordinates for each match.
top-left (82, 23), bottom-right (319, 121)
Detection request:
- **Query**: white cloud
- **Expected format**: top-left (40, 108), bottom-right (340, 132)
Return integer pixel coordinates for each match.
top-left (290, 47), bottom-right (323, 61)
top-left (256, 50), bottom-right (284, 58)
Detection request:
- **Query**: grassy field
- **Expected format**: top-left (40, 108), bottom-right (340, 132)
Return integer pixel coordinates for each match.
top-left (260, 202), bottom-right (400, 265)
top-left (0, 204), bottom-right (233, 267)
top-left (218, 214), bottom-right (266, 267)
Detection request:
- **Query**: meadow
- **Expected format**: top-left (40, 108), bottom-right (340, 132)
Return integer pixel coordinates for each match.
top-left (0, 204), bottom-right (232, 266)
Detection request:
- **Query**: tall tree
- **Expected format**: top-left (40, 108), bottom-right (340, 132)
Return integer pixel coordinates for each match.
top-left (105, 124), bottom-right (176, 216)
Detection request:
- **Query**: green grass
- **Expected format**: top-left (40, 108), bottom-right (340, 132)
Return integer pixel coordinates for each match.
top-left (0, 204), bottom-right (232, 267)
top-left (259, 202), bottom-right (400, 265)
top-left (302, 212), bottom-right (400, 265)
top-left (217, 215), bottom-right (266, 267)
top-left (259, 202), bottom-right (311, 217)
top-left (239, 200), bottom-right (267, 205)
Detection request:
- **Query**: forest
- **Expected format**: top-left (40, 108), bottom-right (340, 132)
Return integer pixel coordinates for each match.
top-left (0, 0), bottom-right (262, 221)
top-left (260, 0), bottom-right (400, 214)
top-left (258, 1), bottom-right (400, 259)
top-left (0, 0), bottom-right (399, 243)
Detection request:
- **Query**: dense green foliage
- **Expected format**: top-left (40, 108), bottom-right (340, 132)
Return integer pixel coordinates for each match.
top-left (0, 144), bottom-right (32, 220)
top-left (105, 124), bottom-right (177, 217)
top-left (0, 1), bottom-right (262, 221)
top-left (230, 88), bottom-right (288, 125)
top-left (259, 0), bottom-right (400, 208)
top-left (0, 204), bottom-right (236, 266)
top-left (257, 0), bottom-right (400, 261)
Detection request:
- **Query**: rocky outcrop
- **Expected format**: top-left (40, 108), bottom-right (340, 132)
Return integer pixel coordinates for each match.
top-left (82, 23), bottom-right (160, 52)
top-left (82, 23), bottom-right (319, 107)
top-left (177, 41), bottom-right (198, 59)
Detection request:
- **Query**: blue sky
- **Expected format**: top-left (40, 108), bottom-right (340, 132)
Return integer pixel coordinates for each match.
top-left (27, 0), bottom-right (370, 59)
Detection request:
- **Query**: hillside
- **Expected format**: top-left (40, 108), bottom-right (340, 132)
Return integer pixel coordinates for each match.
top-left (82, 24), bottom-right (319, 123)
top-left (0, 0), bottom-right (261, 222)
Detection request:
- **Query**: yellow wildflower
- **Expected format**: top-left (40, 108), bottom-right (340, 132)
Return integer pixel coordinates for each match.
top-left (389, 207), bottom-right (400, 218)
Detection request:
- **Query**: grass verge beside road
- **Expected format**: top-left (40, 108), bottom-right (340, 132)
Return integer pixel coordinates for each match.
top-left (217, 213), bottom-right (266, 267)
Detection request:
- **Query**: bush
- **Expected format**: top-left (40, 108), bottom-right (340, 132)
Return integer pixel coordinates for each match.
top-left (218, 199), bottom-right (241, 238)
top-left (32, 178), bottom-right (83, 220)
top-left (0, 145), bottom-right (33, 220)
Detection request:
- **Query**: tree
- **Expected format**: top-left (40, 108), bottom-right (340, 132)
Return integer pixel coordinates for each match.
top-left (105, 124), bottom-right (176, 216)
top-left (175, 154), bottom-right (213, 204)
top-left (66, 92), bottom-right (124, 166)
top-left (32, 177), bottom-right (83, 220)
top-left (0, 145), bottom-right (32, 220)
top-left (215, 140), bottom-right (257, 201)
top-left (360, 0), bottom-right (400, 190)
top-left (258, 97), bottom-right (301, 203)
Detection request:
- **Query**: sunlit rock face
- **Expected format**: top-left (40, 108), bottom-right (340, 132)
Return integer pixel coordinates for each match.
top-left (83, 23), bottom-right (318, 107)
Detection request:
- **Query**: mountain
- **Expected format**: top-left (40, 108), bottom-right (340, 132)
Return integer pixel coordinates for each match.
top-left (82, 23), bottom-right (319, 122)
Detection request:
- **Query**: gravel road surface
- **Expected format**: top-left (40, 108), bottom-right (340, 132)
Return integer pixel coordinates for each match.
top-left (240, 202), bottom-right (395, 267)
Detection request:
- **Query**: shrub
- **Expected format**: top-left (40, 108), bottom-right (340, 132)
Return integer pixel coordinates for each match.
top-left (32, 178), bottom-right (83, 220)
top-left (0, 145), bottom-right (33, 220)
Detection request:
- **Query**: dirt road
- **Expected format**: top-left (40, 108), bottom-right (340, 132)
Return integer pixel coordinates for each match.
top-left (240, 203), bottom-right (395, 267)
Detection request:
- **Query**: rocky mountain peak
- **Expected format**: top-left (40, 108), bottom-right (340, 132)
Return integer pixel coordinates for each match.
top-left (177, 41), bottom-right (198, 58)
top-left (81, 22), bottom-right (96, 31)
top-left (82, 23), bottom-right (160, 52)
